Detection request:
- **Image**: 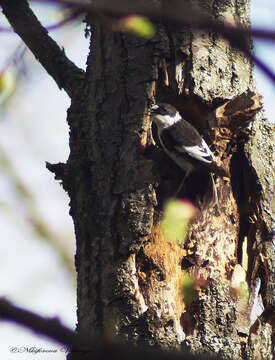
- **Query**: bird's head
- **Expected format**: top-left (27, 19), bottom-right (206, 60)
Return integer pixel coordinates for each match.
top-left (150, 103), bottom-right (181, 129)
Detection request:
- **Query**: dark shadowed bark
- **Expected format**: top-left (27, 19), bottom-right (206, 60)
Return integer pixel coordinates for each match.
top-left (1, 0), bottom-right (274, 359)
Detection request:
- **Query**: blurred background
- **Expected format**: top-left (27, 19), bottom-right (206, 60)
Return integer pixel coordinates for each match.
top-left (0, 1), bottom-right (274, 359)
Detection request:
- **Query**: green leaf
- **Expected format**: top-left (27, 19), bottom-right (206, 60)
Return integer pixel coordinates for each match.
top-left (161, 199), bottom-right (196, 243)
top-left (0, 70), bottom-right (16, 108)
top-left (231, 281), bottom-right (250, 302)
top-left (118, 15), bottom-right (156, 38)
top-left (181, 275), bottom-right (197, 305)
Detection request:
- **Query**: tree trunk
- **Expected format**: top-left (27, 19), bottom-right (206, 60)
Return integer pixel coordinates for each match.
top-left (62, 1), bottom-right (273, 359)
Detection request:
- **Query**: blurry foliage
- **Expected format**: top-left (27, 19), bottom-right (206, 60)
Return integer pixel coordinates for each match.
top-left (181, 274), bottom-right (197, 305)
top-left (230, 281), bottom-right (250, 302)
top-left (161, 199), bottom-right (196, 243)
top-left (0, 43), bottom-right (27, 109)
top-left (181, 273), bottom-right (208, 305)
top-left (181, 275), bottom-right (197, 305)
top-left (0, 69), bottom-right (16, 108)
top-left (0, 144), bottom-right (75, 273)
top-left (116, 15), bottom-right (156, 38)
top-left (0, 4), bottom-right (79, 273)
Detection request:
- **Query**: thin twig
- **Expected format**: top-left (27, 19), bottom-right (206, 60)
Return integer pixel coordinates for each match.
top-left (31, 0), bottom-right (275, 41)
top-left (0, 299), bottom-right (90, 351)
top-left (0, 9), bottom-right (83, 32)
top-left (0, 145), bottom-right (75, 273)
top-left (31, 0), bottom-right (275, 83)
top-left (0, 0), bottom-right (84, 98)
top-left (0, 298), bottom-right (217, 359)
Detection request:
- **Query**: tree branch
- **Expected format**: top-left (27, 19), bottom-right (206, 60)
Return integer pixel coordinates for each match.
top-left (0, 10), bottom-right (82, 32)
top-left (39, 0), bottom-right (275, 42)
top-left (0, 0), bottom-right (85, 98)
top-left (2, 0), bottom-right (275, 85)
top-left (0, 298), bottom-right (91, 351)
top-left (0, 298), bottom-right (217, 360)
top-left (34, 0), bottom-right (275, 83)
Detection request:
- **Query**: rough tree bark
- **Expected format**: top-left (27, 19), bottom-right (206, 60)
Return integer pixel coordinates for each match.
top-left (1, 0), bottom-right (274, 359)
top-left (65, 1), bottom-right (273, 358)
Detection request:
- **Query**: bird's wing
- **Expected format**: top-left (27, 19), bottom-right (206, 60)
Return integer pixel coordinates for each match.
top-left (160, 120), bottom-right (214, 163)
top-left (180, 139), bottom-right (213, 163)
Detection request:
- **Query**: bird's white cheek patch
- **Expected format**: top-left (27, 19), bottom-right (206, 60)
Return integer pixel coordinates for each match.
top-left (161, 114), bottom-right (179, 126)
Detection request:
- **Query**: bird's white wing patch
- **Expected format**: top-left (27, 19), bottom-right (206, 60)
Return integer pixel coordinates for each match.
top-left (175, 139), bottom-right (214, 163)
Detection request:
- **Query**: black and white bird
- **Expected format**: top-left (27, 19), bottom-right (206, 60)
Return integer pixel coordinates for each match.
top-left (150, 103), bottom-right (227, 206)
